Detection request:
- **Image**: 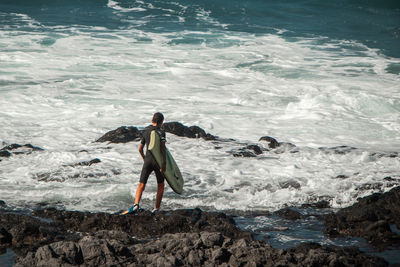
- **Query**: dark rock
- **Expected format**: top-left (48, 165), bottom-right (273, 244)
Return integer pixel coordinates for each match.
top-left (318, 145), bottom-right (358, 155)
top-left (163, 122), bottom-right (217, 140)
top-left (1, 207), bottom-right (388, 267)
top-left (96, 123), bottom-right (217, 144)
top-left (96, 126), bottom-right (142, 143)
top-left (275, 208), bottom-right (303, 220)
top-left (324, 186), bottom-right (400, 249)
top-left (0, 200), bottom-right (5, 207)
top-left (189, 125), bottom-right (217, 140)
top-left (22, 144), bottom-right (44, 151)
top-left (67, 158), bottom-right (101, 167)
top-left (0, 227), bottom-right (12, 245)
top-left (259, 136), bottom-right (280, 148)
top-left (0, 143), bottom-right (43, 159)
top-left (279, 180), bottom-right (301, 190)
top-left (1, 144), bottom-right (22, 150)
top-left (301, 200), bottom-right (330, 209)
top-left (232, 151), bottom-right (257, 158)
top-left (384, 176), bottom-right (400, 182)
top-left (274, 142), bottom-right (298, 154)
top-left (0, 150), bottom-right (11, 158)
top-left (335, 174), bottom-right (349, 179)
top-left (231, 144), bottom-right (264, 157)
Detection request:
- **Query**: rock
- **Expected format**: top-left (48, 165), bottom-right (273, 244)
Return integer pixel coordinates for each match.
top-left (1, 143), bottom-right (43, 151)
top-left (279, 180), bottom-right (301, 190)
top-left (301, 200), bottom-right (330, 209)
top-left (0, 143), bottom-right (43, 159)
top-left (318, 145), bottom-right (358, 155)
top-left (163, 122), bottom-right (217, 140)
top-left (0, 150), bottom-right (11, 157)
top-left (0, 227), bottom-right (12, 245)
top-left (275, 208), bottom-right (303, 220)
top-left (259, 136), bottom-right (280, 148)
top-left (0, 200), bottom-right (6, 207)
top-left (1, 207), bottom-right (388, 267)
top-left (66, 158), bottom-right (101, 167)
top-left (200, 232), bottom-right (224, 247)
top-left (96, 123), bottom-right (217, 144)
top-left (324, 186), bottom-right (400, 249)
top-left (231, 144), bottom-right (264, 158)
top-left (96, 126), bottom-right (142, 143)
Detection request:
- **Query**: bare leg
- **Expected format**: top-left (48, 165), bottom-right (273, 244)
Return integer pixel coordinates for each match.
top-left (154, 182), bottom-right (165, 210)
top-left (134, 182), bottom-right (146, 205)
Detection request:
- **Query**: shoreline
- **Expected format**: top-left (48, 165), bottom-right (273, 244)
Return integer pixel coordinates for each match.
top-left (1, 186), bottom-right (399, 266)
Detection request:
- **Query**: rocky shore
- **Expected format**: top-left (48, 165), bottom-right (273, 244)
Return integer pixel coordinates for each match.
top-left (325, 186), bottom-right (400, 250)
top-left (1, 122), bottom-right (399, 266)
top-left (0, 204), bottom-right (391, 267)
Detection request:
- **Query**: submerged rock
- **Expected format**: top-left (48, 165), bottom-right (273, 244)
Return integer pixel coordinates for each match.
top-left (0, 143), bottom-right (43, 158)
top-left (324, 186), bottom-right (400, 250)
top-left (66, 158), bottom-right (101, 167)
top-left (275, 208), bottom-right (304, 220)
top-left (231, 144), bottom-right (264, 157)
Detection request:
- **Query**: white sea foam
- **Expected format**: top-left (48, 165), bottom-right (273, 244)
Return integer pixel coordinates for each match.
top-left (0, 11), bottom-right (399, 212)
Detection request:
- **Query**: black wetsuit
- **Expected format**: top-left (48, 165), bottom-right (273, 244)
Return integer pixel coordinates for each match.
top-left (139, 125), bottom-right (166, 184)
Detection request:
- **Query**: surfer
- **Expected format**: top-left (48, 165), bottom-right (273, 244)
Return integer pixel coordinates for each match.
top-left (124, 112), bottom-right (166, 214)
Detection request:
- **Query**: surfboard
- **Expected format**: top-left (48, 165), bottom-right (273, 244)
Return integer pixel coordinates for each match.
top-left (148, 130), bottom-right (184, 194)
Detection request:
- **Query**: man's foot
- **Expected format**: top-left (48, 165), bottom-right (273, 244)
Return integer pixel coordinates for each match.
top-left (151, 208), bottom-right (159, 214)
top-left (121, 204), bottom-right (139, 215)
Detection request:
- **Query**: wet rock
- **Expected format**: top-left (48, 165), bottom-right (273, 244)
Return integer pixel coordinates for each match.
top-left (0, 228), bottom-right (12, 245)
top-left (163, 122), bottom-right (217, 140)
top-left (274, 142), bottom-right (298, 154)
top-left (279, 180), bottom-right (301, 190)
top-left (355, 183), bottom-right (384, 191)
top-left (318, 145), bottom-right (358, 155)
top-left (275, 208), bottom-right (303, 220)
top-left (66, 158), bottom-right (101, 167)
top-left (0, 143), bottom-right (43, 160)
top-left (0, 207), bottom-right (388, 267)
top-left (335, 174), bottom-right (349, 179)
top-left (324, 186), bottom-right (400, 249)
top-left (259, 136), bottom-right (280, 148)
top-left (0, 150), bottom-right (11, 158)
top-left (96, 123), bottom-right (217, 144)
top-left (1, 143), bottom-right (43, 152)
top-left (370, 151), bottom-right (399, 159)
top-left (96, 126), bottom-right (142, 143)
top-left (301, 200), bottom-right (330, 209)
top-left (231, 144), bottom-right (263, 157)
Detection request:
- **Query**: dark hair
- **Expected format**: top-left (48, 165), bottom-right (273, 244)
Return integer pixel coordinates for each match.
top-left (152, 112), bottom-right (164, 125)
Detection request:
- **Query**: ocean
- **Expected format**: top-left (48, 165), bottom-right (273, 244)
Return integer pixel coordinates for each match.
top-left (1, 0), bottom-right (400, 263)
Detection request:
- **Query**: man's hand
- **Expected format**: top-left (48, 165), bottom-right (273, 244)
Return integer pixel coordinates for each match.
top-left (160, 162), bottom-right (166, 173)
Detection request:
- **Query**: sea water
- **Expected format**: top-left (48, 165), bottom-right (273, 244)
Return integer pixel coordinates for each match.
top-left (0, 0), bottom-right (399, 260)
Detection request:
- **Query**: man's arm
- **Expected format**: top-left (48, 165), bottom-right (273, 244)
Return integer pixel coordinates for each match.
top-left (139, 143), bottom-right (145, 160)
top-left (160, 141), bottom-right (166, 172)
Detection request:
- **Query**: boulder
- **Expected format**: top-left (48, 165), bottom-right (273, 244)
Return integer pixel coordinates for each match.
top-left (96, 126), bottom-right (142, 143)
top-left (163, 122), bottom-right (217, 140)
top-left (324, 186), bottom-right (400, 249)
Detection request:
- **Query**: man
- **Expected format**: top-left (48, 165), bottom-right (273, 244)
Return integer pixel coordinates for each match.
top-left (126, 112), bottom-right (166, 214)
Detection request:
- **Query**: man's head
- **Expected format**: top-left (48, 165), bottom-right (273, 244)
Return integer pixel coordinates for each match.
top-left (152, 112), bottom-right (164, 126)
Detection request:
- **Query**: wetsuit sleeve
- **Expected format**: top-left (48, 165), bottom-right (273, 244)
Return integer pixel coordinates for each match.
top-left (140, 132), bottom-right (146, 145)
